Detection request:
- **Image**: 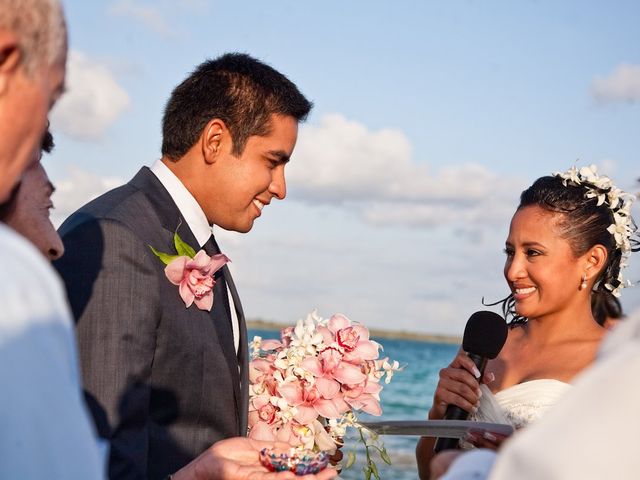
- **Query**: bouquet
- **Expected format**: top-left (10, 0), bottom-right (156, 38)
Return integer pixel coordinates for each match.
top-left (248, 311), bottom-right (401, 478)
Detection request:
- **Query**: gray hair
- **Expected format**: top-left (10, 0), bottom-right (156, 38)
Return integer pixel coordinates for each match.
top-left (0, 0), bottom-right (67, 73)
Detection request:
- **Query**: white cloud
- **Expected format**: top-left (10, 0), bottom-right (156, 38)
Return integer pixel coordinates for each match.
top-left (108, 0), bottom-right (212, 36)
top-left (361, 201), bottom-right (511, 228)
top-left (51, 167), bottom-right (124, 227)
top-left (289, 114), bottom-right (524, 227)
top-left (108, 0), bottom-right (172, 37)
top-left (591, 64), bottom-right (640, 104)
top-left (50, 51), bottom-right (130, 141)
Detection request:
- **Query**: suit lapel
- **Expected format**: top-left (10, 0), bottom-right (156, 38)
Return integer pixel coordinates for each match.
top-left (129, 167), bottom-right (243, 431)
top-left (129, 167), bottom-right (194, 240)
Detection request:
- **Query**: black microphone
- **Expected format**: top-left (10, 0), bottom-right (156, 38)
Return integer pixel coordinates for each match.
top-left (434, 311), bottom-right (508, 453)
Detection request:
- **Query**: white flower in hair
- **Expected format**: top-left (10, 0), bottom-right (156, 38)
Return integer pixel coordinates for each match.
top-left (553, 165), bottom-right (637, 298)
top-left (585, 189), bottom-right (607, 206)
top-left (578, 165), bottom-right (599, 183)
top-left (607, 212), bottom-right (631, 253)
top-left (555, 165), bottom-right (580, 186)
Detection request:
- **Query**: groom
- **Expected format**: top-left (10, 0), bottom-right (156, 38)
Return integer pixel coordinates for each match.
top-left (55, 53), bottom-right (312, 479)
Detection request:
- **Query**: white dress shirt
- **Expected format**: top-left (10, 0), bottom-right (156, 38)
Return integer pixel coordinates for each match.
top-left (0, 224), bottom-right (105, 479)
top-left (443, 307), bottom-right (640, 480)
top-left (150, 159), bottom-right (239, 353)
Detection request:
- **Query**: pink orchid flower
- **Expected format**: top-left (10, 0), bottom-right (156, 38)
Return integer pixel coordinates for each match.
top-left (248, 418), bottom-right (279, 442)
top-left (341, 380), bottom-right (383, 416)
top-left (248, 357), bottom-right (279, 396)
top-left (249, 395), bottom-right (275, 428)
top-left (164, 250), bottom-right (229, 311)
top-left (302, 347), bottom-right (367, 398)
top-left (278, 378), bottom-right (350, 423)
top-left (317, 314), bottom-right (380, 364)
top-left (280, 326), bottom-right (295, 346)
top-left (249, 417), bottom-right (298, 446)
top-left (248, 395), bottom-right (275, 429)
top-left (250, 419), bottom-right (337, 454)
top-left (260, 339), bottom-right (284, 351)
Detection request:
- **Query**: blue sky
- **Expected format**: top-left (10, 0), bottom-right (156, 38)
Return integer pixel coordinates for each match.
top-left (48, 0), bottom-right (640, 334)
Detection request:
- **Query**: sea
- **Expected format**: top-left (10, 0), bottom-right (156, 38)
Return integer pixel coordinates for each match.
top-left (249, 329), bottom-right (459, 480)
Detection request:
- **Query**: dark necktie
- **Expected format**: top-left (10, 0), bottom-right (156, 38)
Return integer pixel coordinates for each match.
top-left (202, 234), bottom-right (242, 434)
top-left (202, 235), bottom-right (233, 338)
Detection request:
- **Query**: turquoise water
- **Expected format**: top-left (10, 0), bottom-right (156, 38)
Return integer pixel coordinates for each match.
top-left (249, 329), bottom-right (459, 480)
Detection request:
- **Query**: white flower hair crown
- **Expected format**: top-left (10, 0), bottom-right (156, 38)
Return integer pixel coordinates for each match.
top-left (553, 164), bottom-right (637, 297)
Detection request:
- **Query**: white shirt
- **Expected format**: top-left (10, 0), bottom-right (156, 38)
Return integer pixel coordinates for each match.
top-left (150, 160), bottom-right (239, 353)
top-left (0, 224), bottom-right (105, 479)
top-left (442, 308), bottom-right (640, 480)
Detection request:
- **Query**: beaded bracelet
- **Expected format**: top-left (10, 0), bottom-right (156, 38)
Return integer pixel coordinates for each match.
top-left (259, 447), bottom-right (330, 475)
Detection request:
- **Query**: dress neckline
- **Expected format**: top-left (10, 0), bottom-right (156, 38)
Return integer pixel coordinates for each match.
top-left (494, 378), bottom-right (571, 398)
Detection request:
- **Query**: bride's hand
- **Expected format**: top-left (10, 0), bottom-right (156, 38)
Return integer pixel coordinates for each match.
top-left (429, 350), bottom-right (482, 420)
top-left (462, 429), bottom-right (510, 450)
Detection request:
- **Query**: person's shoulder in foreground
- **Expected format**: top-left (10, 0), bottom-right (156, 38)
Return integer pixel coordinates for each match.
top-left (0, 224), bottom-right (105, 479)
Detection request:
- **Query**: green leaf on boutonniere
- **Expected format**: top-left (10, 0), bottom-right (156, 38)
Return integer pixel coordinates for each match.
top-left (149, 245), bottom-right (180, 265)
top-left (174, 231), bottom-right (197, 258)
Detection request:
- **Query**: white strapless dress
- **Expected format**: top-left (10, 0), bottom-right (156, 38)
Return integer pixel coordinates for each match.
top-left (470, 379), bottom-right (571, 430)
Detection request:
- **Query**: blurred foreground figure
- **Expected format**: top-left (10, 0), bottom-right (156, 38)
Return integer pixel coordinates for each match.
top-left (0, 1), bottom-right (104, 478)
top-left (0, 128), bottom-right (64, 260)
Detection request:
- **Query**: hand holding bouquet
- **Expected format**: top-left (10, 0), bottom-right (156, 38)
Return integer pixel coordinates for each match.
top-left (248, 311), bottom-right (401, 478)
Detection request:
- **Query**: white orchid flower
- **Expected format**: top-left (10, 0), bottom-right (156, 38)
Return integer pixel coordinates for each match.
top-left (586, 190), bottom-right (606, 206)
top-left (579, 165), bottom-right (599, 183)
top-left (382, 359), bottom-right (402, 384)
top-left (555, 165), bottom-right (580, 185)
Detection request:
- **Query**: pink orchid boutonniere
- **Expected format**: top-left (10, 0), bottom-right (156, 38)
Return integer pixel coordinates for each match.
top-left (149, 232), bottom-right (229, 312)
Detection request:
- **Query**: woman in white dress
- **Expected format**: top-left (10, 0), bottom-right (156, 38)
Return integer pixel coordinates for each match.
top-left (416, 165), bottom-right (638, 479)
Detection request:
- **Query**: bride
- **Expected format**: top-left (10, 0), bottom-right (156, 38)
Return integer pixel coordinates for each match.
top-left (416, 165), bottom-right (638, 479)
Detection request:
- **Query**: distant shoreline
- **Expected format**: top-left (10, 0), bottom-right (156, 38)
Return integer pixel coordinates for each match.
top-left (246, 319), bottom-right (461, 345)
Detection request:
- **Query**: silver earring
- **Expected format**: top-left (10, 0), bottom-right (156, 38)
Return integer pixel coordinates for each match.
top-left (580, 274), bottom-right (587, 290)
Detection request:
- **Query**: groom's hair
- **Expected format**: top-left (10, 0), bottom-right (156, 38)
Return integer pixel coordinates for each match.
top-left (161, 53), bottom-right (312, 160)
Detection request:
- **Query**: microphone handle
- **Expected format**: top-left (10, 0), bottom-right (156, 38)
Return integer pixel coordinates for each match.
top-left (433, 354), bottom-right (487, 453)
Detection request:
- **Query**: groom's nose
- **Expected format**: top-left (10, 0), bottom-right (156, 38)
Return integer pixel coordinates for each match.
top-left (269, 165), bottom-right (286, 200)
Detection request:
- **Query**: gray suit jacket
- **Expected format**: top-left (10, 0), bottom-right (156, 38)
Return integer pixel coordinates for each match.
top-left (54, 167), bottom-right (249, 480)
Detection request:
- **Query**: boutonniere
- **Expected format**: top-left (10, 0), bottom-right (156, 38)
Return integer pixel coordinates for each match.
top-left (149, 231), bottom-right (230, 312)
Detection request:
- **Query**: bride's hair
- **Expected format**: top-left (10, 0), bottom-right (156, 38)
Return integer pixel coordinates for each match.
top-left (491, 174), bottom-right (639, 326)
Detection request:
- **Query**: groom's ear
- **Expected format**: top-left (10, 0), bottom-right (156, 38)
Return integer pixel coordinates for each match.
top-left (201, 118), bottom-right (226, 165)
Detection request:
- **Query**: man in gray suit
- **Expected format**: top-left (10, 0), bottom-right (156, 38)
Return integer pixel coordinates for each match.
top-left (55, 53), bottom-right (313, 480)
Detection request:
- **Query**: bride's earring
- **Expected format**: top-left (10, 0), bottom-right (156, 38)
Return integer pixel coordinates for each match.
top-left (580, 273), bottom-right (588, 290)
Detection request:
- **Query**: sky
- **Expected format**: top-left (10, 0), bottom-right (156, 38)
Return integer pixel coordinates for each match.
top-left (47, 0), bottom-right (640, 335)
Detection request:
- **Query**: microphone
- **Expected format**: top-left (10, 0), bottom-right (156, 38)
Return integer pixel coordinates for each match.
top-left (434, 311), bottom-right (508, 453)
